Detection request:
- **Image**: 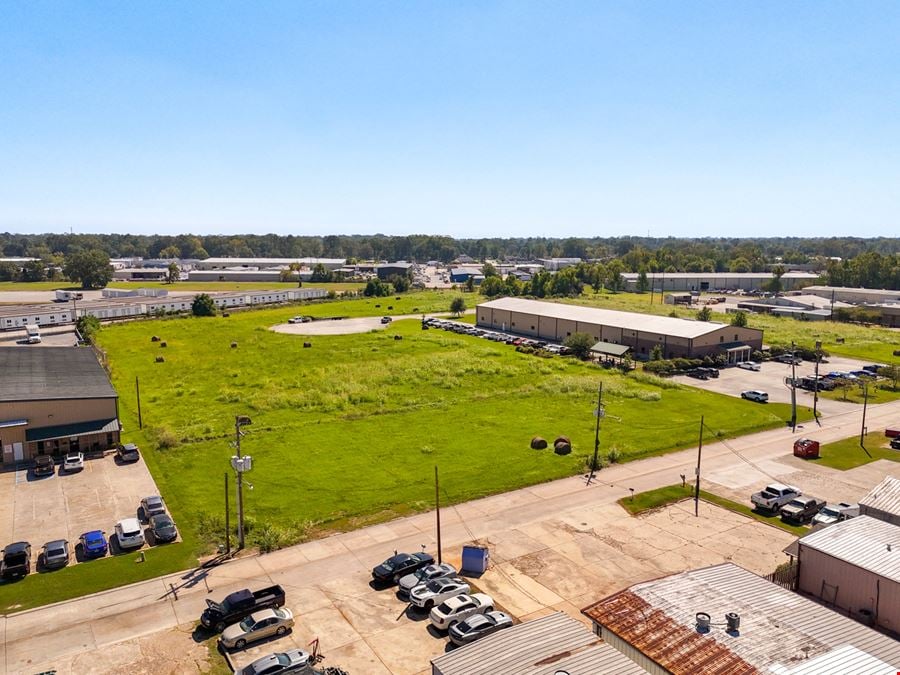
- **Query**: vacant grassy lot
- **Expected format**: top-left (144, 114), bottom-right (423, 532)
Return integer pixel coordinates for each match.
top-left (566, 291), bottom-right (900, 364)
top-left (810, 431), bottom-right (900, 470)
top-left (618, 484), bottom-right (808, 536)
top-left (97, 293), bottom-right (797, 546)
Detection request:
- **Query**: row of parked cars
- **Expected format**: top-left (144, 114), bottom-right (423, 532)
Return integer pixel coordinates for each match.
top-left (0, 494), bottom-right (176, 579)
top-left (750, 483), bottom-right (859, 526)
top-left (371, 550), bottom-right (513, 646)
top-left (423, 318), bottom-right (569, 355)
top-left (31, 443), bottom-right (142, 479)
top-left (200, 584), bottom-right (348, 674)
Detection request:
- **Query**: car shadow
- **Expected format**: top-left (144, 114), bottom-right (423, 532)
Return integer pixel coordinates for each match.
top-left (426, 624), bottom-right (448, 639)
top-left (404, 604), bottom-right (431, 622)
top-left (368, 579), bottom-right (393, 591)
top-left (191, 624), bottom-right (217, 644)
top-left (25, 470), bottom-right (55, 482)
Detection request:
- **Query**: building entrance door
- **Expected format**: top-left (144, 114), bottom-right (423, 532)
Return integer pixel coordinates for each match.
top-left (13, 442), bottom-right (24, 462)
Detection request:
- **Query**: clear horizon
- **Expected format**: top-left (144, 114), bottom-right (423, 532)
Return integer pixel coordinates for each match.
top-left (2, 2), bottom-right (898, 238)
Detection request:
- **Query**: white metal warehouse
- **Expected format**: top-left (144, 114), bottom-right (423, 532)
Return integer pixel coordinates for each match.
top-left (476, 297), bottom-right (763, 360)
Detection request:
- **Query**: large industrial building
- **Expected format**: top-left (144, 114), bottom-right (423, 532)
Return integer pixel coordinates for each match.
top-left (621, 271), bottom-right (820, 292)
top-left (0, 347), bottom-right (120, 465)
top-left (583, 562), bottom-right (900, 674)
top-left (476, 297), bottom-right (763, 361)
top-left (194, 257), bottom-right (346, 271)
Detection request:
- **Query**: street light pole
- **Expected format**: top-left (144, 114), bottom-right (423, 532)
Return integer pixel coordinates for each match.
top-left (231, 415), bottom-right (253, 550)
top-left (813, 341), bottom-right (821, 425)
top-left (589, 383), bottom-right (604, 484)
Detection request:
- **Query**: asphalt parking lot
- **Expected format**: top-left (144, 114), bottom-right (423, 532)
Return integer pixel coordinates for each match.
top-left (0, 451), bottom-right (167, 572)
top-left (673, 355), bottom-right (871, 415)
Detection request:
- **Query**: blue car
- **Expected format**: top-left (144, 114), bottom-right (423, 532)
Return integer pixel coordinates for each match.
top-left (80, 530), bottom-right (108, 558)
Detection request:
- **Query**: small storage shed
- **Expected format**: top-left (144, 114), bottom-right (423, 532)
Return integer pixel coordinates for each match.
top-left (859, 475), bottom-right (900, 527)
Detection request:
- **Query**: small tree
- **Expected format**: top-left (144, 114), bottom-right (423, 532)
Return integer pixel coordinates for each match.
top-left (76, 315), bottom-right (101, 344)
top-left (482, 262), bottom-right (499, 277)
top-left (464, 277), bottom-right (475, 292)
top-left (731, 310), bottom-right (748, 327)
top-left (636, 269), bottom-right (649, 293)
top-left (833, 377), bottom-right (854, 401)
top-left (479, 276), bottom-right (505, 297)
top-left (389, 274), bottom-right (410, 292)
top-left (21, 260), bottom-right (47, 282)
top-left (450, 297), bottom-right (467, 316)
top-left (192, 293), bottom-right (217, 316)
top-left (878, 364), bottom-right (900, 391)
top-left (564, 332), bottom-right (595, 360)
top-left (697, 305), bottom-right (712, 321)
top-left (166, 262), bottom-right (179, 284)
top-left (649, 344), bottom-right (664, 361)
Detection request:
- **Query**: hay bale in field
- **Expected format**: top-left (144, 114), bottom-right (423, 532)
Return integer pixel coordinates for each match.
top-left (160, 341), bottom-right (167, 348)
top-left (387, 305), bottom-right (393, 310)
top-left (530, 436), bottom-right (547, 450)
top-left (151, 335), bottom-right (160, 342)
top-left (553, 435), bottom-right (572, 455)
top-left (223, 312), bottom-right (230, 317)
top-left (303, 342), bottom-right (312, 348)
top-left (375, 304), bottom-right (381, 308)
top-left (155, 356), bottom-right (165, 363)
top-left (394, 335), bottom-right (402, 340)
top-left (231, 342), bottom-right (238, 349)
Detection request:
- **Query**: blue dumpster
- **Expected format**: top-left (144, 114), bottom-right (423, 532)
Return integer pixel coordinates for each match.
top-left (461, 545), bottom-right (490, 575)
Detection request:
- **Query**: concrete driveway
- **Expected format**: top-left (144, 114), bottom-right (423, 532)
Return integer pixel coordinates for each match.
top-left (0, 452), bottom-right (165, 578)
top-left (672, 356), bottom-right (870, 416)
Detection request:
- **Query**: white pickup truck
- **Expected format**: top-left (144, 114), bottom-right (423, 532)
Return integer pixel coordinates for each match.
top-left (751, 483), bottom-right (801, 513)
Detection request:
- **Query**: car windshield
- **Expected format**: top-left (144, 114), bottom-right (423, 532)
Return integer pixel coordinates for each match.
top-left (4, 552), bottom-right (26, 563)
top-left (426, 580), bottom-right (447, 591)
top-left (240, 617), bottom-right (256, 631)
top-left (436, 602), bottom-right (452, 613)
top-left (123, 526), bottom-right (140, 537)
top-left (275, 654), bottom-right (292, 666)
top-left (47, 546), bottom-right (65, 557)
top-left (820, 507), bottom-right (840, 518)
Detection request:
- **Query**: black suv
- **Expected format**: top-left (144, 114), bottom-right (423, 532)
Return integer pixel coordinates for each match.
top-left (1, 542), bottom-right (32, 579)
top-left (372, 551), bottom-right (434, 584)
top-left (33, 455), bottom-right (55, 477)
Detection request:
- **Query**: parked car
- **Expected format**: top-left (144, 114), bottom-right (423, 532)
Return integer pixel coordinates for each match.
top-left (698, 367), bottom-right (719, 378)
top-left (238, 649), bottom-right (313, 675)
top-left (780, 496), bottom-right (826, 524)
top-left (741, 390), bottom-right (769, 403)
top-left (380, 316), bottom-right (392, 324)
top-left (141, 495), bottom-right (167, 519)
top-left (63, 451), bottom-right (84, 472)
top-left (41, 539), bottom-right (70, 569)
top-left (429, 593), bottom-right (494, 630)
top-left (751, 483), bottom-right (802, 513)
top-left (79, 530), bottom-right (109, 558)
top-left (687, 369), bottom-right (709, 380)
top-left (201, 585), bottom-right (287, 632)
top-left (117, 443), bottom-right (140, 462)
top-left (287, 316), bottom-right (311, 324)
top-left (409, 576), bottom-right (470, 610)
top-left (150, 514), bottom-right (178, 543)
top-left (115, 518), bottom-right (145, 550)
top-left (33, 454), bottom-right (55, 477)
top-left (397, 562), bottom-right (457, 598)
top-left (812, 502), bottom-right (859, 526)
top-left (1, 542), bottom-right (32, 578)
top-left (220, 608), bottom-right (294, 650)
top-left (448, 610), bottom-right (514, 645)
top-left (891, 437), bottom-right (900, 450)
top-left (774, 354), bottom-right (802, 365)
top-left (737, 361), bottom-right (761, 371)
top-left (371, 551), bottom-right (434, 584)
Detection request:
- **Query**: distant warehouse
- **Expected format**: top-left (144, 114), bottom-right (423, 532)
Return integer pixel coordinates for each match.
top-left (476, 297), bottom-right (763, 361)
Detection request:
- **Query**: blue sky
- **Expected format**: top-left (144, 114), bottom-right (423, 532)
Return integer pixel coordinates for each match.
top-left (1, 1), bottom-right (898, 238)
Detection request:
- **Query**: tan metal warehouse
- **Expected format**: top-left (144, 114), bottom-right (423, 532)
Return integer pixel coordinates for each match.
top-left (0, 347), bottom-right (120, 465)
top-left (794, 516), bottom-right (900, 634)
top-left (859, 476), bottom-right (900, 526)
top-left (476, 297), bottom-right (763, 361)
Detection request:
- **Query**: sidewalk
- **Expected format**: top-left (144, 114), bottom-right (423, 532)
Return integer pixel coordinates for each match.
top-left (4, 398), bottom-right (900, 673)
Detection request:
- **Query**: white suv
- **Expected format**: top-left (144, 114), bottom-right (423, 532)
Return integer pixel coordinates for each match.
top-left (115, 518), bottom-right (145, 550)
top-left (737, 361), bottom-right (761, 371)
top-left (741, 390), bottom-right (769, 403)
top-left (430, 593), bottom-right (494, 630)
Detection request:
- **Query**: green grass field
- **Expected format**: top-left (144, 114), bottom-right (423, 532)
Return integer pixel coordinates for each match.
top-left (810, 431), bottom-right (900, 470)
top-left (618, 484), bottom-right (808, 536)
top-left (98, 293), bottom-right (796, 540)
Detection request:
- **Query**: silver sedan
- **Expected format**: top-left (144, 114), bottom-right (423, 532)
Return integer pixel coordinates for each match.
top-left (220, 608), bottom-right (294, 650)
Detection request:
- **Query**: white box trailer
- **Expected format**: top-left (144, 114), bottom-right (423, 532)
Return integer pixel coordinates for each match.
top-left (55, 290), bottom-right (84, 302)
top-left (25, 324), bottom-right (41, 343)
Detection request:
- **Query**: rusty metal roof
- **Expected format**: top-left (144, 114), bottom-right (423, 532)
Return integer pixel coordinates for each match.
top-left (859, 476), bottom-right (900, 518)
top-left (582, 563), bottom-right (900, 674)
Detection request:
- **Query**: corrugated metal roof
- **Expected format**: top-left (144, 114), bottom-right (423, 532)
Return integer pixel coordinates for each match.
top-left (582, 562), bottom-right (900, 674)
top-left (797, 515), bottom-right (900, 582)
top-left (859, 476), bottom-right (900, 518)
top-left (478, 297), bottom-right (748, 339)
top-left (430, 612), bottom-right (647, 675)
top-left (0, 347), bottom-right (117, 402)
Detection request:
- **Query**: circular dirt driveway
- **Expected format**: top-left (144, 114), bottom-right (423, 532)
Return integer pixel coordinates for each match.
top-left (272, 316), bottom-right (396, 335)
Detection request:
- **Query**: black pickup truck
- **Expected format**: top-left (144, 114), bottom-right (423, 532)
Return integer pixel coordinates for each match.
top-left (200, 584), bottom-right (286, 632)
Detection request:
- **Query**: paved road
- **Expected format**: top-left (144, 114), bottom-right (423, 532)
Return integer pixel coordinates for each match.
top-left (3, 398), bottom-right (900, 673)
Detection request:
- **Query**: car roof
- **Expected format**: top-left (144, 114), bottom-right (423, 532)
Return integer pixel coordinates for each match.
top-left (144, 495), bottom-right (162, 502)
top-left (3, 542), bottom-right (30, 553)
top-left (248, 608), bottom-right (278, 622)
top-left (44, 539), bottom-right (67, 548)
top-left (443, 594), bottom-right (473, 609)
top-left (83, 530), bottom-right (104, 539)
top-left (117, 517), bottom-right (141, 529)
top-left (151, 513), bottom-right (174, 523)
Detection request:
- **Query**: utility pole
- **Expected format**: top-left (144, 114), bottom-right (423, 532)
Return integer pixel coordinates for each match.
top-left (224, 472), bottom-right (230, 554)
top-left (135, 376), bottom-right (143, 429)
top-left (231, 415), bottom-right (253, 549)
top-left (434, 466), bottom-right (442, 564)
top-left (860, 381), bottom-right (869, 447)
top-left (789, 341), bottom-right (797, 432)
top-left (589, 383), bottom-right (604, 484)
top-left (694, 416), bottom-right (704, 517)
top-left (813, 341), bottom-right (822, 425)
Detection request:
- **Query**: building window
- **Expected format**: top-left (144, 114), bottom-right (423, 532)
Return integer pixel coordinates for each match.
top-left (511, 322), bottom-right (516, 327)
top-left (641, 346), bottom-right (646, 353)
top-left (37, 441), bottom-right (44, 451)
top-left (567, 332), bottom-right (571, 336)
top-left (734, 334), bottom-right (738, 341)
top-left (720, 336), bottom-right (724, 342)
